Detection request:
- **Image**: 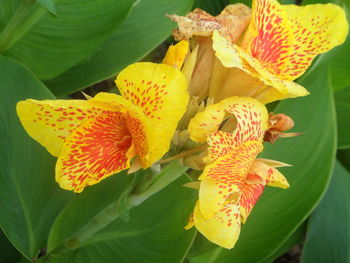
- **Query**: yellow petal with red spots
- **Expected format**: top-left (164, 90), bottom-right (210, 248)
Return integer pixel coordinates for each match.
top-left (185, 213), bottom-right (195, 230)
top-left (199, 141), bottom-right (263, 217)
top-left (116, 62), bottom-right (189, 164)
top-left (212, 30), bottom-right (309, 104)
top-left (189, 96), bottom-right (268, 145)
top-left (239, 182), bottom-right (265, 223)
top-left (188, 103), bottom-right (225, 142)
top-left (193, 201), bottom-right (241, 249)
top-left (251, 160), bottom-right (290, 189)
top-left (162, 40), bottom-right (189, 69)
top-left (199, 178), bottom-right (239, 219)
top-left (16, 99), bottom-right (105, 157)
top-left (241, 0), bottom-right (294, 76)
top-left (56, 101), bottom-right (150, 193)
top-left (279, 4), bottom-right (348, 80)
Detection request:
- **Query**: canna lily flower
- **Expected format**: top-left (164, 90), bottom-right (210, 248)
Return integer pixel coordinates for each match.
top-left (185, 97), bottom-right (290, 249)
top-left (170, 0), bottom-right (348, 104)
top-left (17, 62), bottom-right (188, 192)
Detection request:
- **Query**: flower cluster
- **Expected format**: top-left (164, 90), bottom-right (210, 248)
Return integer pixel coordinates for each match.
top-left (16, 0), bottom-right (348, 250)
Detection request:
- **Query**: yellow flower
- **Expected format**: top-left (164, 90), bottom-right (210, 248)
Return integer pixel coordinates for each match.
top-left (17, 62), bottom-right (188, 193)
top-left (185, 97), bottom-right (289, 249)
top-left (170, 0), bottom-right (348, 104)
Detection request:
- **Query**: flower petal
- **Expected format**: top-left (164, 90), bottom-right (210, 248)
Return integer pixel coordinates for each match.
top-left (188, 103), bottom-right (225, 142)
top-left (242, 0), bottom-right (294, 76)
top-left (199, 177), bottom-right (239, 218)
top-left (240, 182), bottom-right (265, 223)
top-left (280, 3), bottom-right (349, 79)
top-left (56, 104), bottom-right (149, 193)
top-left (189, 96), bottom-right (268, 146)
top-left (193, 201), bottom-right (241, 249)
top-left (116, 62), bottom-right (189, 164)
top-left (251, 160), bottom-right (290, 189)
top-left (212, 30), bottom-right (309, 104)
top-left (162, 40), bottom-right (189, 69)
top-left (199, 141), bottom-right (263, 217)
top-left (16, 99), bottom-right (103, 156)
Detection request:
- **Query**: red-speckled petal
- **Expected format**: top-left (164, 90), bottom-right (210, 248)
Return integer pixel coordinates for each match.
top-left (16, 99), bottom-right (106, 157)
top-left (116, 62), bottom-right (189, 163)
top-left (199, 177), bottom-right (239, 218)
top-left (239, 182), bottom-right (265, 223)
top-left (279, 4), bottom-right (348, 80)
top-left (251, 160), bottom-right (290, 189)
top-left (56, 109), bottom-right (148, 193)
top-left (193, 201), bottom-right (241, 249)
top-left (243, 0), bottom-right (294, 75)
top-left (199, 141), bottom-right (263, 217)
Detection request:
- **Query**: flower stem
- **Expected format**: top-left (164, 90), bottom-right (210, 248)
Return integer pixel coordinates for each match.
top-left (159, 144), bottom-right (207, 164)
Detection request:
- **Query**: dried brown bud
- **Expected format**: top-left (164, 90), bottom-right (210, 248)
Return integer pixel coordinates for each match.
top-left (268, 113), bottom-right (294, 132)
top-left (264, 113), bottom-right (301, 143)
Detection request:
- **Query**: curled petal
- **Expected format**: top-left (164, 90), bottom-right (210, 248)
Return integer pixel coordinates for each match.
top-left (193, 201), bottom-right (241, 249)
top-left (16, 99), bottom-right (104, 156)
top-left (188, 103), bottom-right (225, 142)
top-left (251, 161), bottom-right (290, 189)
top-left (116, 62), bottom-right (189, 164)
top-left (189, 96), bottom-right (268, 146)
top-left (162, 40), bottom-right (189, 69)
top-left (240, 183), bottom-right (265, 223)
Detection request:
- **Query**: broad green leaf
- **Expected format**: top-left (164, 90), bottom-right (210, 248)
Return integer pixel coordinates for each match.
top-left (187, 67), bottom-right (336, 262)
top-left (302, 0), bottom-right (350, 91)
top-left (301, 161), bottom-right (350, 263)
top-left (261, 224), bottom-right (305, 263)
top-left (337, 149), bottom-right (350, 171)
top-left (0, 56), bottom-right (73, 260)
top-left (0, 230), bottom-right (21, 263)
top-left (46, 163), bottom-right (197, 263)
top-left (45, 0), bottom-right (194, 96)
top-left (334, 86), bottom-right (350, 149)
top-left (37, 0), bottom-right (56, 15)
top-left (0, 0), bottom-right (136, 79)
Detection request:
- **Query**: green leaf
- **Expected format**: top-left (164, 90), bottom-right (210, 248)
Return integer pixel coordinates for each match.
top-left (45, 0), bottom-right (194, 96)
top-left (195, 0), bottom-right (229, 15)
top-left (334, 86), bottom-right (350, 149)
top-left (0, 56), bottom-right (73, 260)
top-left (46, 165), bottom-right (197, 263)
top-left (187, 67), bottom-right (336, 263)
top-left (301, 161), bottom-right (350, 263)
top-left (0, 230), bottom-right (21, 263)
top-left (37, 0), bottom-right (56, 15)
top-left (0, 0), bottom-right (136, 79)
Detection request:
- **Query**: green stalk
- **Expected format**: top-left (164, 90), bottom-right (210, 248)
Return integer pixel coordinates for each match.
top-left (38, 161), bottom-right (188, 262)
